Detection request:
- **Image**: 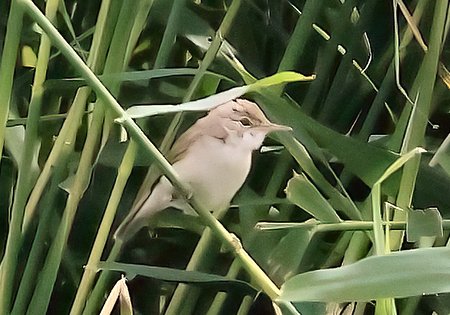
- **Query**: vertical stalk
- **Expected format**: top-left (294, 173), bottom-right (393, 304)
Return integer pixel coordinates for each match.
top-left (274, 0), bottom-right (324, 96)
top-left (0, 0), bottom-right (51, 313)
top-left (153, 0), bottom-right (185, 69)
top-left (4, 0), bottom-right (61, 312)
top-left (160, 0), bottom-right (243, 155)
top-left (70, 140), bottom-right (137, 315)
top-left (208, 152), bottom-right (293, 314)
top-left (73, 1), bottom-right (153, 313)
top-left (183, 0), bottom-right (242, 102)
top-left (101, 0), bottom-right (153, 147)
top-left (83, 242), bottom-right (122, 315)
top-left (128, 0), bottom-right (186, 220)
top-left (21, 0), bottom-right (118, 234)
top-left (14, 2), bottom-right (118, 310)
top-left (25, 0), bottom-right (143, 312)
top-left (165, 228), bottom-right (222, 315)
top-left (11, 141), bottom-right (73, 315)
top-left (26, 101), bottom-right (106, 315)
top-left (0, 0), bottom-right (23, 163)
top-left (389, 0), bottom-right (447, 250)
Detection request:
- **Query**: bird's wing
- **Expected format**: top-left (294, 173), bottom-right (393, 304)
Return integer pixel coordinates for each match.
top-left (168, 117), bottom-right (228, 163)
top-left (167, 124), bottom-right (202, 164)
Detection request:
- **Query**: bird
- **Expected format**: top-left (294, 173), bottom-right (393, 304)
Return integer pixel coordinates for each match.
top-left (114, 99), bottom-right (291, 242)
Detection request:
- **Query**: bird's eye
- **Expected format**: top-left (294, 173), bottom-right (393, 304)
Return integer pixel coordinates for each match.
top-left (239, 117), bottom-right (252, 127)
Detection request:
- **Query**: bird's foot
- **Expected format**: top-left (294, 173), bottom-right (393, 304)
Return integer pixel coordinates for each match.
top-left (220, 233), bottom-right (243, 253)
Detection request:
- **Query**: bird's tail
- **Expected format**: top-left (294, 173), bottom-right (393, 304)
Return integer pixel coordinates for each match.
top-left (114, 176), bottom-right (173, 242)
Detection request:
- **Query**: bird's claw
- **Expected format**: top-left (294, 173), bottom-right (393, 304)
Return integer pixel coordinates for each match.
top-left (230, 233), bottom-right (243, 253)
top-left (219, 233), bottom-right (243, 253)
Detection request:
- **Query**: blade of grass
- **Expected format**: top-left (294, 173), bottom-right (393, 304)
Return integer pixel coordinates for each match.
top-left (280, 247), bottom-right (450, 302)
top-left (70, 140), bottom-right (137, 315)
top-left (11, 142), bottom-right (73, 315)
top-left (389, 0), bottom-right (447, 251)
top-left (153, 0), bottom-right (184, 69)
top-left (21, 0), bottom-right (119, 234)
top-left (26, 0), bottom-right (139, 312)
top-left (256, 219), bottom-right (450, 232)
top-left (0, 0), bottom-right (23, 165)
top-left (0, 0), bottom-right (55, 312)
top-left (277, 0), bottom-right (324, 73)
top-left (164, 227), bottom-right (223, 315)
top-left (26, 87), bottom-right (106, 315)
top-left (102, 0), bottom-right (154, 147)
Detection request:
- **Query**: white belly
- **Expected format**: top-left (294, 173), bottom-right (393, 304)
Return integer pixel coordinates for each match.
top-left (173, 136), bottom-right (253, 211)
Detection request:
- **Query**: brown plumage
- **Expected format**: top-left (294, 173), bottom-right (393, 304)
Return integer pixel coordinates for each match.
top-left (115, 99), bottom-right (290, 242)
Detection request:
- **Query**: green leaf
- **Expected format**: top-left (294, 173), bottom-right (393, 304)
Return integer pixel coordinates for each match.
top-left (279, 247), bottom-right (450, 302)
top-left (121, 71), bottom-right (313, 119)
top-left (430, 134), bottom-right (450, 177)
top-left (43, 68), bottom-right (233, 90)
top-left (285, 172), bottom-right (341, 222)
top-left (121, 85), bottom-right (249, 119)
top-left (20, 45), bottom-right (37, 67)
top-left (415, 163), bottom-right (450, 211)
top-left (375, 147), bottom-right (426, 185)
top-left (96, 262), bottom-right (256, 294)
top-left (4, 126), bottom-right (40, 186)
top-left (248, 71), bottom-right (315, 91)
top-left (406, 207), bottom-right (443, 242)
top-left (267, 229), bottom-right (313, 281)
top-left (254, 94), bottom-right (399, 190)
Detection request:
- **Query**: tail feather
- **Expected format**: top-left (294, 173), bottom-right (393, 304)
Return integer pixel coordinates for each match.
top-left (114, 176), bottom-right (174, 242)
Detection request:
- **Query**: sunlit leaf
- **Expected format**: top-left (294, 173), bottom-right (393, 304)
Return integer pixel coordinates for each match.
top-left (121, 72), bottom-right (313, 119)
top-left (430, 134), bottom-right (450, 177)
top-left (285, 172), bottom-right (341, 222)
top-left (375, 147), bottom-right (426, 185)
top-left (407, 207), bottom-right (443, 242)
top-left (121, 85), bottom-right (249, 119)
top-left (248, 72), bottom-right (315, 91)
top-left (21, 45), bottom-right (37, 68)
top-left (280, 247), bottom-right (450, 302)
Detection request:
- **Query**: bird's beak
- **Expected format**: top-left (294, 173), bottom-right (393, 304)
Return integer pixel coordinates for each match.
top-left (265, 122), bottom-right (292, 132)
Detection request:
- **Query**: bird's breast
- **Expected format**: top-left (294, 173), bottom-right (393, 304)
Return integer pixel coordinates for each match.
top-left (172, 136), bottom-right (253, 211)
